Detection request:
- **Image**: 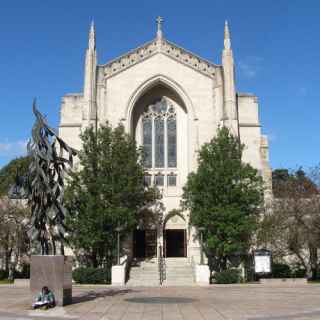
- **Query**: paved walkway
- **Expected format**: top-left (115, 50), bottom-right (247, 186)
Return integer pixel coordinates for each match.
top-left (0, 284), bottom-right (320, 319)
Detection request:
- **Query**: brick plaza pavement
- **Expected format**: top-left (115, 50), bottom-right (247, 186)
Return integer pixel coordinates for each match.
top-left (0, 284), bottom-right (320, 319)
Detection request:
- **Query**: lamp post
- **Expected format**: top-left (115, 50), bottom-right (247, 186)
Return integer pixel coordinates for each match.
top-left (198, 227), bottom-right (205, 265)
top-left (115, 225), bottom-right (123, 265)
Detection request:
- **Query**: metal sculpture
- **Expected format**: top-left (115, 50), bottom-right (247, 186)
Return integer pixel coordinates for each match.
top-left (27, 101), bottom-right (77, 255)
top-left (9, 101), bottom-right (77, 255)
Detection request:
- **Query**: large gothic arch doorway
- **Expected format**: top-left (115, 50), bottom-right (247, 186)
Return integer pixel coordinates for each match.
top-left (163, 212), bottom-right (187, 258)
top-left (131, 83), bottom-right (189, 259)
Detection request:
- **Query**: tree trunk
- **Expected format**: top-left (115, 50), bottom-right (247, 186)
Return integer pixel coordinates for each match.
top-left (52, 238), bottom-right (56, 255)
top-left (293, 249), bottom-right (308, 273)
top-left (4, 233), bottom-right (10, 272)
top-left (309, 244), bottom-right (318, 280)
top-left (306, 264), bottom-right (313, 280)
top-left (8, 252), bottom-right (18, 281)
top-left (221, 256), bottom-right (227, 271)
top-left (44, 239), bottom-right (49, 255)
top-left (60, 243), bottom-right (65, 256)
top-left (91, 250), bottom-right (98, 268)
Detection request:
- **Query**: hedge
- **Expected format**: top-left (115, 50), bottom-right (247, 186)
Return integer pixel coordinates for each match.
top-left (212, 269), bottom-right (242, 284)
top-left (73, 267), bottom-right (111, 284)
top-left (0, 269), bottom-right (8, 280)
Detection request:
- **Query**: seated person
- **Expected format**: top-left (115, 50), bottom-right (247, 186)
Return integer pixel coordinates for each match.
top-left (32, 286), bottom-right (55, 309)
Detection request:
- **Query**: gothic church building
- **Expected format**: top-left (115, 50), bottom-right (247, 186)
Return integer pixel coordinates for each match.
top-left (59, 19), bottom-right (271, 265)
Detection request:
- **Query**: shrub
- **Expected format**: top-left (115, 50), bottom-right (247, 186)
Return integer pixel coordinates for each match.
top-left (14, 264), bottom-right (30, 279)
top-left (73, 267), bottom-right (111, 284)
top-left (292, 268), bottom-right (306, 278)
top-left (212, 269), bottom-right (242, 284)
top-left (0, 269), bottom-right (8, 280)
top-left (272, 263), bottom-right (291, 278)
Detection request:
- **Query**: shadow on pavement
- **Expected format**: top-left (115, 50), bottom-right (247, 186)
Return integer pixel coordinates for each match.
top-left (125, 296), bottom-right (196, 304)
top-left (72, 288), bottom-right (135, 305)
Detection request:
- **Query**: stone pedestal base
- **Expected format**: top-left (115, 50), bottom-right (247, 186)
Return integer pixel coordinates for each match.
top-left (30, 255), bottom-right (72, 306)
top-left (195, 264), bottom-right (210, 285)
top-left (14, 279), bottom-right (29, 287)
top-left (112, 265), bottom-right (126, 286)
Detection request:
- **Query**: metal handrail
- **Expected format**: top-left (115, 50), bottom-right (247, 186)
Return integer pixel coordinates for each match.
top-left (158, 245), bottom-right (166, 285)
top-left (158, 245), bottom-right (162, 284)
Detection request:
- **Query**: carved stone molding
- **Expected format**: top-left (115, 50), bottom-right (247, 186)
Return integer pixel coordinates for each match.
top-left (101, 38), bottom-right (217, 79)
top-left (102, 40), bottom-right (158, 79)
top-left (162, 40), bottom-right (216, 78)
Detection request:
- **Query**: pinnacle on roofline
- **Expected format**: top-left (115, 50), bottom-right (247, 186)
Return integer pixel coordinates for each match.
top-left (224, 20), bottom-right (230, 39)
top-left (88, 20), bottom-right (96, 50)
top-left (90, 20), bottom-right (95, 33)
top-left (224, 20), bottom-right (231, 50)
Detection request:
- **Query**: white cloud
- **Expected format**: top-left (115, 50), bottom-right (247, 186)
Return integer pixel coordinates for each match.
top-left (238, 56), bottom-right (263, 79)
top-left (0, 140), bottom-right (28, 157)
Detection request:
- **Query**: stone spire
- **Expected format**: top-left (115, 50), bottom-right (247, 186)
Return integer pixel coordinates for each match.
top-left (83, 21), bottom-right (97, 127)
top-left (222, 20), bottom-right (238, 135)
top-left (224, 20), bottom-right (231, 50)
top-left (88, 20), bottom-right (96, 51)
top-left (156, 16), bottom-right (164, 40)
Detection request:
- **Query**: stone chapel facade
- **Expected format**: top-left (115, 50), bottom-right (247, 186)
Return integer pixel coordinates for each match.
top-left (59, 19), bottom-right (272, 263)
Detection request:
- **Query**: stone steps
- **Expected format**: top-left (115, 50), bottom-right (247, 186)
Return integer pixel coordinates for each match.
top-left (126, 257), bottom-right (195, 287)
top-left (163, 258), bottom-right (194, 286)
top-left (126, 259), bottom-right (159, 286)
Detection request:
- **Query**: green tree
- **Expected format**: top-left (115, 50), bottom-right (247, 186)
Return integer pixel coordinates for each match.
top-left (259, 167), bottom-right (320, 279)
top-left (183, 126), bottom-right (264, 272)
top-left (272, 168), bottom-right (318, 198)
top-left (65, 123), bottom-right (156, 268)
top-left (0, 198), bottom-right (30, 276)
top-left (0, 157), bottom-right (31, 276)
top-left (0, 157), bottom-right (31, 196)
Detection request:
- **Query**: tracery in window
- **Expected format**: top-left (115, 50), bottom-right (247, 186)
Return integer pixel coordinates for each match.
top-left (143, 175), bottom-right (152, 187)
top-left (142, 97), bottom-right (177, 170)
top-left (167, 174), bottom-right (177, 187)
top-left (155, 117), bottom-right (164, 167)
top-left (167, 116), bottom-right (177, 168)
top-left (155, 174), bottom-right (164, 186)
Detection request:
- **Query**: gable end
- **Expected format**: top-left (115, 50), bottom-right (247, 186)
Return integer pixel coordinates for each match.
top-left (101, 39), bottom-right (218, 80)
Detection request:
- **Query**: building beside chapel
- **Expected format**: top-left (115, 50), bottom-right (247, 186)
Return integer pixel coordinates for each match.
top-left (59, 19), bottom-right (271, 267)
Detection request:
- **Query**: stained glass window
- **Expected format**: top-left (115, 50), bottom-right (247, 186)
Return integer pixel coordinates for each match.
top-left (167, 117), bottom-right (177, 168)
top-left (143, 117), bottom-right (152, 168)
top-left (167, 174), bottom-right (177, 187)
top-left (143, 175), bottom-right (152, 187)
top-left (155, 117), bottom-right (164, 168)
top-left (152, 99), bottom-right (167, 113)
top-left (155, 174), bottom-right (164, 186)
top-left (141, 98), bottom-right (177, 186)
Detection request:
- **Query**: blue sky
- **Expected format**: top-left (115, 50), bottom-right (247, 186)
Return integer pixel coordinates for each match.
top-left (0, 0), bottom-right (319, 169)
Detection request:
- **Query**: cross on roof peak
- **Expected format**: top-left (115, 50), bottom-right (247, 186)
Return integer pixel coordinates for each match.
top-left (156, 16), bottom-right (164, 39)
top-left (156, 16), bottom-right (163, 30)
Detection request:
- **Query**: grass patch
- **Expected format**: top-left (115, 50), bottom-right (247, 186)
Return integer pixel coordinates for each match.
top-left (0, 279), bottom-right (13, 284)
top-left (308, 280), bottom-right (320, 284)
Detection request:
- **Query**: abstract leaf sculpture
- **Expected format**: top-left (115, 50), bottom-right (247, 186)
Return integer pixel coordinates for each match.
top-left (27, 100), bottom-right (77, 255)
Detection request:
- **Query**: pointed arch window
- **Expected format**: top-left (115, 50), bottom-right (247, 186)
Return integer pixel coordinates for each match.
top-left (142, 98), bottom-right (177, 169)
